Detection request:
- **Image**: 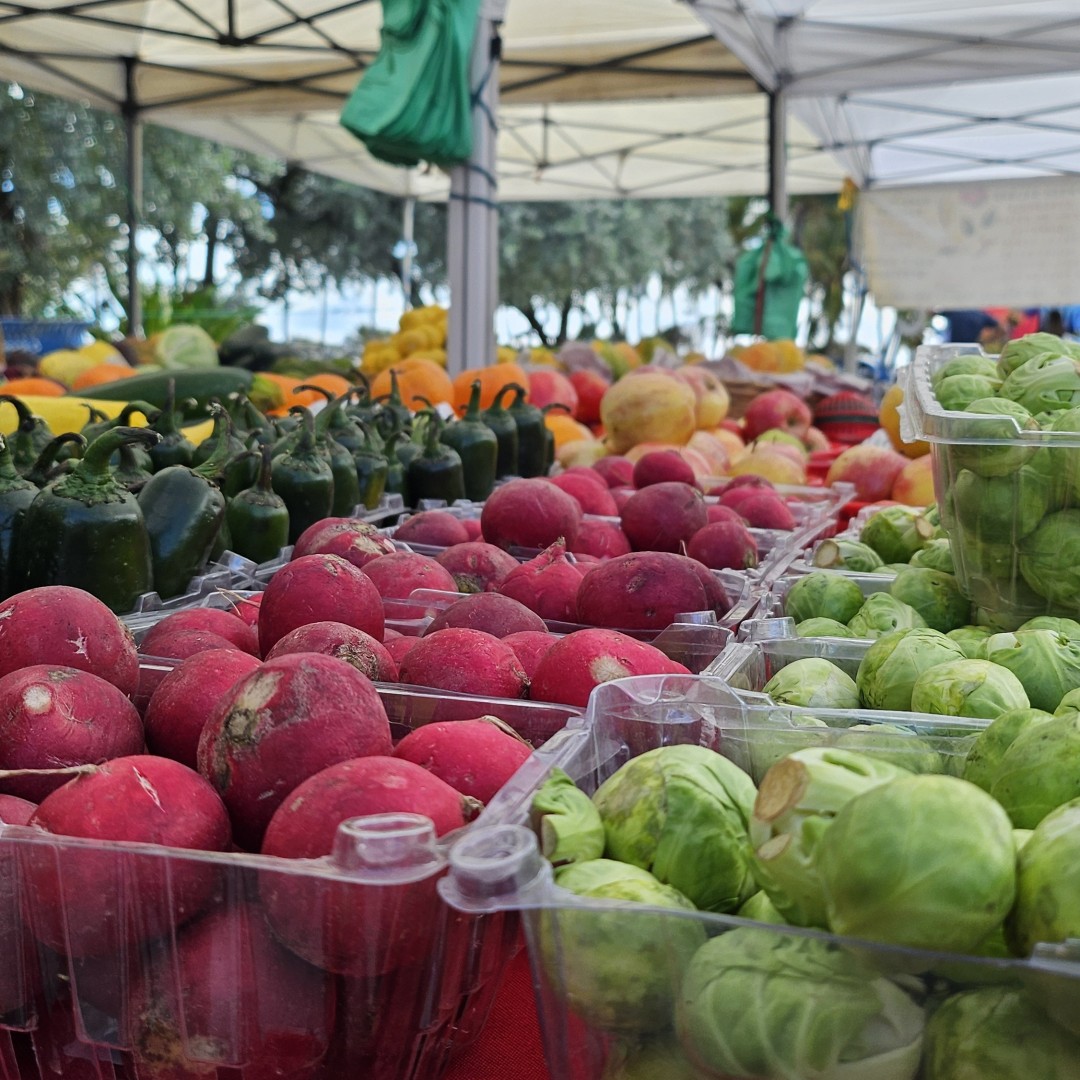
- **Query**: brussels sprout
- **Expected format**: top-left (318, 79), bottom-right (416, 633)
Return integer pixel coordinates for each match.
top-left (1000, 352), bottom-right (1080, 415)
top-left (818, 774), bottom-right (1016, 952)
top-left (810, 538), bottom-right (886, 573)
top-left (1019, 509), bottom-right (1080, 604)
top-left (531, 768), bottom-right (605, 867)
top-left (936, 373), bottom-right (1001, 411)
top-left (932, 353), bottom-right (1002, 387)
top-left (947, 625), bottom-right (993, 659)
top-left (1056, 686), bottom-right (1080, 714)
top-left (1019, 615), bottom-right (1080, 636)
top-left (847, 592), bottom-right (927, 639)
top-left (748, 747), bottom-right (910, 927)
top-left (996, 332), bottom-right (1080, 379)
top-left (990, 713), bottom-right (1080, 828)
top-left (675, 928), bottom-right (925, 1080)
top-left (923, 986), bottom-right (1080, 1079)
top-left (794, 617), bottom-right (858, 638)
top-left (602, 1035), bottom-right (707, 1080)
top-left (1008, 798), bottom-right (1080, 960)
top-left (951, 398), bottom-right (1039, 478)
top-left (784, 571), bottom-right (865, 625)
top-left (736, 891), bottom-right (787, 925)
top-left (923, 502), bottom-right (944, 530)
top-left (889, 568), bottom-right (971, 633)
top-left (909, 538), bottom-right (955, 573)
top-left (833, 722), bottom-right (947, 775)
top-left (859, 505), bottom-right (935, 564)
top-left (855, 628), bottom-right (966, 711)
top-left (984, 629), bottom-right (1080, 712)
top-left (592, 745), bottom-right (757, 913)
top-left (962, 707), bottom-right (1054, 793)
top-left (909, 658), bottom-right (1029, 720)
top-left (741, 714), bottom-right (831, 784)
top-left (545, 859), bottom-right (707, 1032)
top-left (951, 466), bottom-right (1051, 542)
top-left (962, 538), bottom-right (1016, 582)
top-left (762, 657), bottom-right (859, 711)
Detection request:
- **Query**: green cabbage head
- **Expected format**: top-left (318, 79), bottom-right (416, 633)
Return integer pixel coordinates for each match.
top-left (946, 625), bottom-right (993, 659)
top-left (785, 571), bottom-right (865, 625)
top-left (989, 712), bottom-right (1080, 828)
top-left (762, 658), bottom-right (859, 711)
top-left (859, 505), bottom-right (934, 564)
top-left (950, 398), bottom-right (1038, 478)
top-left (996, 332), bottom-right (1080, 379)
top-left (909, 658), bottom-right (1029, 719)
top-left (984, 629), bottom-right (1080, 712)
top-left (795, 617), bottom-right (858, 639)
top-left (847, 593), bottom-right (927, 639)
top-left (962, 707), bottom-right (1053, 793)
top-left (856, 628), bottom-right (967, 711)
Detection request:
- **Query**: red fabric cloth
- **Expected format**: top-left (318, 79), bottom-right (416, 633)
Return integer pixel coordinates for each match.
top-left (445, 949), bottom-right (551, 1080)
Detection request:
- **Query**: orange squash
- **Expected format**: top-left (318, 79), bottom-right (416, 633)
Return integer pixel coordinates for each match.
top-left (70, 364), bottom-right (139, 392)
top-left (452, 363), bottom-right (530, 413)
top-left (371, 358), bottom-right (454, 410)
top-left (0, 376), bottom-right (67, 397)
top-left (544, 412), bottom-right (595, 451)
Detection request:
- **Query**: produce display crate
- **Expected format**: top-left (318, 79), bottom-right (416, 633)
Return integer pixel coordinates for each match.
top-left (0, 671), bottom-right (585, 1080)
top-left (899, 342), bottom-right (1080, 626)
top-left (436, 674), bottom-right (1077, 1080)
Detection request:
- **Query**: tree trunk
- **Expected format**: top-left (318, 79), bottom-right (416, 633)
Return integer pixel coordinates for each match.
top-left (203, 214), bottom-right (219, 287)
top-left (516, 304), bottom-right (554, 348)
top-left (555, 294), bottom-right (574, 346)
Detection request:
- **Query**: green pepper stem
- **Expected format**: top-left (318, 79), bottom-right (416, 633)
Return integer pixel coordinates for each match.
top-left (193, 404), bottom-right (237, 480)
top-left (79, 426), bottom-right (161, 480)
top-left (0, 394), bottom-right (36, 432)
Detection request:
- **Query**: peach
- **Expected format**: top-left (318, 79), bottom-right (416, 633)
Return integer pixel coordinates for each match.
top-left (826, 444), bottom-right (908, 502)
top-left (891, 454), bottom-right (937, 507)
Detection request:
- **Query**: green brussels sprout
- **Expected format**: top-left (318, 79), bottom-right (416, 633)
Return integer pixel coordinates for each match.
top-left (923, 502), bottom-right (944, 530)
top-left (675, 928), bottom-right (925, 1080)
top-left (762, 657), bottom-right (859, 711)
top-left (951, 466), bottom-right (1050, 542)
top-left (909, 538), bottom-right (955, 574)
top-left (592, 745), bottom-right (757, 913)
top-left (531, 768), bottom-right (605, 867)
top-left (545, 859), bottom-right (707, 1032)
top-left (1056, 686), bottom-right (1080, 714)
top-left (856, 628), bottom-right (967, 711)
top-left (748, 747), bottom-right (910, 928)
top-left (936, 373), bottom-right (1001, 411)
top-left (962, 537), bottom-right (1016, 582)
top-left (741, 714), bottom-right (832, 784)
top-left (951, 398), bottom-right (1039, 478)
top-left (1000, 352), bottom-right (1080, 415)
top-left (1014, 827), bottom-right (1034, 851)
top-left (990, 713), bottom-right (1080, 828)
top-left (810, 537), bottom-right (886, 573)
top-left (859, 505), bottom-right (934, 564)
top-left (889, 567), bottom-right (971, 633)
top-left (735, 891), bottom-right (787, 925)
top-left (932, 353), bottom-right (1002, 387)
top-left (1018, 509), bottom-right (1080, 605)
top-left (962, 707), bottom-right (1054, 793)
top-left (947, 624), bottom-right (993, 659)
top-left (1008, 798), bottom-right (1080, 959)
top-left (784, 571), bottom-right (865, 625)
top-left (602, 1035), bottom-right (707, 1080)
top-left (847, 592), bottom-right (927, 639)
top-left (794, 617), bottom-right (858, 638)
top-left (923, 986), bottom-right (1080, 1079)
top-left (817, 774), bottom-right (1016, 952)
top-left (984, 629), bottom-right (1080, 712)
top-left (833, 722), bottom-right (947, 774)
top-left (909, 658), bottom-right (1029, 720)
top-left (996, 332), bottom-right (1080, 379)
top-left (1019, 615), bottom-right (1080, 636)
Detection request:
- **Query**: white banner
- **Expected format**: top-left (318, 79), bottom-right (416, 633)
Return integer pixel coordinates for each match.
top-left (857, 176), bottom-right (1080, 309)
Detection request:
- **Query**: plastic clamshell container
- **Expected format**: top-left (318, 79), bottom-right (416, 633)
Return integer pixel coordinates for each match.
top-left (439, 674), bottom-right (1080, 1080)
top-left (899, 341), bottom-right (1080, 626)
top-left (0, 672), bottom-right (584, 1080)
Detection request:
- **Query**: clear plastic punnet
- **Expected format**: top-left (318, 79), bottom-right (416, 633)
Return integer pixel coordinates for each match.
top-left (439, 674), bottom-right (1080, 1080)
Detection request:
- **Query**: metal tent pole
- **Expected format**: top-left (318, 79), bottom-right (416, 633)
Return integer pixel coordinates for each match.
top-left (768, 87), bottom-right (788, 223)
top-left (400, 195), bottom-right (416, 308)
top-left (122, 56), bottom-right (143, 336)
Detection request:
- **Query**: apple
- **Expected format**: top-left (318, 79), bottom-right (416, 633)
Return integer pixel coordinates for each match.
top-left (826, 445), bottom-right (908, 502)
top-left (742, 389), bottom-right (813, 442)
top-left (802, 426), bottom-right (831, 452)
top-left (676, 365), bottom-right (730, 429)
top-left (712, 427), bottom-right (747, 464)
top-left (728, 448), bottom-right (806, 486)
top-left (891, 454), bottom-right (937, 506)
top-left (686, 430), bottom-right (731, 476)
top-left (720, 418), bottom-right (744, 436)
top-left (751, 429), bottom-right (809, 457)
top-left (568, 369), bottom-right (610, 425)
top-left (528, 369), bottom-right (578, 415)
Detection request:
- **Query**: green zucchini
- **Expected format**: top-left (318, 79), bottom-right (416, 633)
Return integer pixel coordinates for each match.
top-left (82, 369), bottom-right (255, 417)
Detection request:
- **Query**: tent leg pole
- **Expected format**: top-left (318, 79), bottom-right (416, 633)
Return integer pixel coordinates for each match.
top-left (122, 57), bottom-right (143, 337)
top-left (400, 196), bottom-right (416, 308)
top-left (768, 88), bottom-right (788, 223)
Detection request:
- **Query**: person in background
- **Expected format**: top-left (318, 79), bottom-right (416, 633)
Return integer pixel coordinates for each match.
top-left (1040, 307), bottom-right (1080, 337)
top-left (938, 309), bottom-right (1004, 344)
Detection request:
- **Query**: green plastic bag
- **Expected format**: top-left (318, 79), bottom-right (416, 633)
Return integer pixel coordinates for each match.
top-left (340, 0), bottom-right (483, 167)
top-left (731, 214), bottom-right (809, 340)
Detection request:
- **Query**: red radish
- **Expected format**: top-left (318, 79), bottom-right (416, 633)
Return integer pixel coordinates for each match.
top-left (709, 475), bottom-right (775, 497)
top-left (127, 901), bottom-right (334, 1080)
top-left (576, 551), bottom-right (728, 630)
top-left (687, 521), bottom-right (759, 571)
top-left (227, 592), bottom-right (263, 627)
top-left (144, 649), bottom-right (261, 769)
top-left (0, 586), bottom-right (139, 697)
top-left (258, 554), bottom-right (384, 656)
top-left (361, 551), bottom-right (457, 619)
top-left (306, 527), bottom-right (398, 570)
top-left (620, 481), bottom-right (708, 552)
top-left (435, 541), bottom-right (519, 593)
top-left (688, 557), bottom-right (733, 617)
top-left (497, 538), bottom-right (584, 622)
top-left (707, 502), bottom-right (748, 525)
top-left (382, 627), bottom-right (403, 640)
top-left (530, 629), bottom-right (690, 707)
top-left (393, 718), bottom-right (532, 803)
top-left (0, 665), bottom-right (144, 802)
top-left (526, 369), bottom-right (578, 415)
top-left (383, 635), bottom-right (418, 666)
top-left (393, 510), bottom-right (470, 548)
top-left (719, 483), bottom-right (776, 513)
top-left (266, 621), bottom-right (398, 682)
top-left (260, 758), bottom-right (478, 975)
top-left (22, 755), bottom-right (231, 956)
top-left (609, 485), bottom-right (636, 512)
top-left (503, 630), bottom-right (557, 679)
top-left (546, 473), bottom-right (618, 516)
top-left (198, 652), bottom-right (393, 851)
top-left (570, 518), bottom-right (632, 559)
top-left (592, 456), bottom-right (635, 489)
top-left (292, 518), bottom-right (394, 561)
top-left (0, 793), bottom-right (37, 1018)
top-left (632, 450), bottom-right (696, 489)
top-left (480, 478), bottom-right (582, 552)
top-left (462, 518), bottom-right (483, 541)
top-left (140, 608), bottom-right (259, 657)
top-left (398, 628), bottom-right (529, 698)
top-left (138, 628), bottom-right (241, 664)
top-left (730, 491), bottom-right (797, 530)
top-left (425, 593), bottom-right (546, 638)
top-left (568, 369), bottom-right (609, 425)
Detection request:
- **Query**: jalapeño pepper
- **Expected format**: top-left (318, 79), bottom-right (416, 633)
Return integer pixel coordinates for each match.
top-left (147, 379), bottom-right (196, 470)
top-left (193, 402), bottom-right (258, 498)
top-left (0, 395), bottom-right (54, 475)
top-left (225, 446), bottom-right (289, 564)
top-left (482, 385), bottom-right (520, 479)
top-left (20, 426), bottom-right (160, 613)
top-left (373, 369), bottom-right (413, 440)
top-left (406, 409), bottom-right (465, 506)
top-left (114, 441), bottom-right (154, 492)
top-left (26, 433), bottom-right (86, 488)
top-left (440, 380), bottom-right (497, 500)
top-left (353, 419), bottom-right (390, 511)
top-left (383, 429), bottom-right (407, 497)
top-left (501, 383), bottom-right (548, 478)
top-left (271, 407), bottom-right (335, 544)
top-left (0, 434), bottom-right (37, 598)
top-left (295, 385), bottom-right (362, 517)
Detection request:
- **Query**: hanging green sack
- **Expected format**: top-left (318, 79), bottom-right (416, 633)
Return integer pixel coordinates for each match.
top-left (731, 214), bottom-right (809, 341)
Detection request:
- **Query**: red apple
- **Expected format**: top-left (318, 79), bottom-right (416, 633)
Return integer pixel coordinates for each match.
top-left (826, 445), bottom-right (908, 502)
top-left (568, 369), bottom-right (610, 425)
top-left (528, 369), bottom-right (578, 415)
top-left (743, 389), bottom-right (812, 442)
